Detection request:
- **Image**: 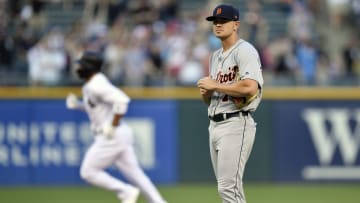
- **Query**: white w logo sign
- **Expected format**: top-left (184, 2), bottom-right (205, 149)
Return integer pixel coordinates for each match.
top-left (302, 108), bottom-right (360, 180)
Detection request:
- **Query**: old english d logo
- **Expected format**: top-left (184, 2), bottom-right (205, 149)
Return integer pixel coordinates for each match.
top-left (216, 8), bottom-right (222, 15)
top-left (301, 108), bottom-right (360, 180)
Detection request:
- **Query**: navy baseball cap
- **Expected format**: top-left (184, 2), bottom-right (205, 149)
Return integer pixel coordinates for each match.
top-left (206, 4), bottom-right (240, 21)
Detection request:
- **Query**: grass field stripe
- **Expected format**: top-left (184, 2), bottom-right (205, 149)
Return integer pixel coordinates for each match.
top-left (302, 166), bottom-right (360, 180)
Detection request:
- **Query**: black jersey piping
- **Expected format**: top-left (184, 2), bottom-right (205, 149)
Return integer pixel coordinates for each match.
top-left (233, 116), bottom-right (247, 202)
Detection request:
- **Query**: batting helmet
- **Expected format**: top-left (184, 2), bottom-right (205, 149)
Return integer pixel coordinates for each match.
top-left (76, 51), bottom-right (103, 79)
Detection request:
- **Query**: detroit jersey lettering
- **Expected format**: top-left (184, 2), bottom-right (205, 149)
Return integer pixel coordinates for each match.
top-left (208, 39), bottom-right (264, 116)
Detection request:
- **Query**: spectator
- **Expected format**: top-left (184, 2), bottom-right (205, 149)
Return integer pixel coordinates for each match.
top-left (0, 31), bottom-right (14, 73)
top-left (82, 0), bottom-right (116, 25)
top-left (157, 0), bottom-right (179, 22)
top-left (144, 40), bottom-right (165, 86)
top-left (349, 0), bottom-right (360, 31)
top-left (20, 0), bottom-right (48, 34)
top-left (295, 35), bottom-right (319, 85)
top-left (127, 0), bottom-right (158, 25)
top-left (27, 28), bottom-right (66, 86)
top-left (178, 56), bottom-right (204, 86)
top-left (121, 25), bottom-right (152, 86)
top-left (342, 35), bottom-right (360, 77)
top-left (242, 0), bottom-right (269, 47)
top-left (265, 35), bottom-right (297, 85)
top-left (104, 37), bottom-right (126, 85)
top-left (287, 1), bottom-right (315, 42)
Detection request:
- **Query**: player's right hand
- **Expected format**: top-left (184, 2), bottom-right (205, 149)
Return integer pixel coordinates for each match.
top-left (66, 93), bottom-right (79, 109)
top-left (197, 76), bottom-right (217, 91)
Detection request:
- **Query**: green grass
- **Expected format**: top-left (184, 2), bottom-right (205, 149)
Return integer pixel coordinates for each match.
top-left (0, 183), bottom-right (359, 203)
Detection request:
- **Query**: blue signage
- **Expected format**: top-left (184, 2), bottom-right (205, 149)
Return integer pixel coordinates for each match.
top-left (0, 99), bottom-right (178, 185)
top-left (273, 101), bottom-right (360, 181)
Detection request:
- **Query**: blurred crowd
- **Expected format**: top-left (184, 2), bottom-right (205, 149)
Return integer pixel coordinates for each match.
top-left (0, 0), bottom-right (359, 86)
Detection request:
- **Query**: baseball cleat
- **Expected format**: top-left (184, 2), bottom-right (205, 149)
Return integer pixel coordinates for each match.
top-left (122, 187), bottom-right (140, 203)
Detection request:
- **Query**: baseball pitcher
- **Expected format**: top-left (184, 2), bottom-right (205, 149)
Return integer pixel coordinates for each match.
top-left (197, 4), bottom-right (264, 203)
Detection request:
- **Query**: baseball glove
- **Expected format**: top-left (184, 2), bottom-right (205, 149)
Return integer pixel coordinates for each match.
top-left (231, 90), bottom-right (259, 109)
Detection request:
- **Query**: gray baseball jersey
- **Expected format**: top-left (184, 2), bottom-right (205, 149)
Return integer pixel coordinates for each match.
top-left (207, 39), bottom-right (263, 203)
top-left (208, 39), bottom-right (263, 116)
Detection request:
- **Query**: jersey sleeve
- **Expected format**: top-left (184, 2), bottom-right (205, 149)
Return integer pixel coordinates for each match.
top-left (235, 43), bottom-right (264, 87)
top-left (208, 53), bottom-right (213, 77)
top-left (209, 49), bottom-right (220, 79)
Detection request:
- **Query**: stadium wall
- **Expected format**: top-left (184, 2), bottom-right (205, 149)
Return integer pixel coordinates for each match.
top-left (0, 87), bottom-right (359, 185)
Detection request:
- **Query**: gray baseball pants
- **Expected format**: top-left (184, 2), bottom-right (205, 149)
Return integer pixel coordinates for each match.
top-left (208, 114), bottom-right (256, 203)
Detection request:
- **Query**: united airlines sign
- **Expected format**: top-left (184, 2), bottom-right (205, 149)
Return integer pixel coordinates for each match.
top-left (302, 108), bottom-right (360, 180)
top-left (0, 99), bottom-right (178, 185)
top-left (273, 101), bottom-right (360, 181)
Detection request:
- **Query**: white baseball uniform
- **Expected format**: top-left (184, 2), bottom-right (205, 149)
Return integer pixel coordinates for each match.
top-left (207, 39), bottom-right (263, 203)
top-left (68, 72), bottom-right (166, 203)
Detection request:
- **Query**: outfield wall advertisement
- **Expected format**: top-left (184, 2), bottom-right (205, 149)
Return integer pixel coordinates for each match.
top-left (274, 101), bottom-right (360, 181)
top-left (1, 97), bottom-right (359, 185)
top-left (0, 100), bottom-right (178, 185)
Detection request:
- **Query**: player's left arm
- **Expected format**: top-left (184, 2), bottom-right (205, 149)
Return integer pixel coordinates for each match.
top-left (197, 77), bottom-right (257, 97)
top-left (222, 43), bottom-right (262, 97)
top-left (215, 78), bottom-right (258, 98)
top-left (198, 45), bottom-right (262, 97)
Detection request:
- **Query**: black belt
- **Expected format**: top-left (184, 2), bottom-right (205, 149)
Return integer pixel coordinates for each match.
top-left (209, 111), bottom-right (249, 122)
